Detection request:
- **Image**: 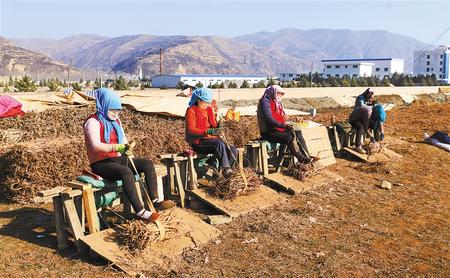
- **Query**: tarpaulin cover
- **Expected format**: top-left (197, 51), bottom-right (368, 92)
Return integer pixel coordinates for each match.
top-left (0, 95), bottom-right (25, 118)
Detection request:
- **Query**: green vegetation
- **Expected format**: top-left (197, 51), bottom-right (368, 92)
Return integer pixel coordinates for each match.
top-left (14, 75), bottom-right (38, 92)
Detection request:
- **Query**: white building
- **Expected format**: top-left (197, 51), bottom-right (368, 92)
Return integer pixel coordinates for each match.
top-left (151, 74), bottom-right (267, 88)
top-left (279, 73), bottom-right (302, 82)
top-left (321, 58), bottom-right (404, 79)
top-left (413, 45), bottom-right (450, 84)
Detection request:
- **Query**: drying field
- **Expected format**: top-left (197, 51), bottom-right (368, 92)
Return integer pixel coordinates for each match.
top-left (0, 98), bottom-right (449, 277)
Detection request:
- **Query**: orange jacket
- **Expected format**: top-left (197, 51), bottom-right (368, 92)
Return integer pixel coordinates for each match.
top-left (185, 105), bottom-right (218, 144)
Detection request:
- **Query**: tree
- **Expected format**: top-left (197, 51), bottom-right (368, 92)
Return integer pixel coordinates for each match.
top-left (113, 76), bottom-right (129, 90)
top-left (227, 81), bottom-right (238, 88)
top-left (47, 79), bottom-right (59, 91)
top-left (240, 80), bottom-right (250, 88)
top-left (94, 78), bottom-right (102, 89)
top-left (15, 75), bottom-right (38, 92)
top-left (72, 82), bottom-right (82, 91)
top-left (267, 78), bottom-right (277, 86)
top-left (350, 78), bottom-right (358, 87)
top-left (195, 81), bottom-right (204, 88)
top-left (8, 76), bottom-right (14, 86)
top-left (85, 80), bottom-right (91, 87)
top-left (253, 80), bottom-right (266, 88)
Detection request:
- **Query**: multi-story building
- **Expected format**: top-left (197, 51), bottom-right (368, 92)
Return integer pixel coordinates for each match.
top-left (413, 45), bottom-right (450, 84)
top-left (151, 74), bottom-right (267, 88)
top-left (321, 58), bottom-right (404, 79)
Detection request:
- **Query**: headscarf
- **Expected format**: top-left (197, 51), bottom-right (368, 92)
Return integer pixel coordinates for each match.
top-left (95, 88), bottom-right (124, 143)
top-left (362, 88), bottom-right (374, 100)
top-left (188, 87), bottom-right (213, 107)
top-left (262, 85), bottom-right (285, 115)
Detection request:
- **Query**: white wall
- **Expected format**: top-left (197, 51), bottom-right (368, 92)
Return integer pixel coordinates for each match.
top-left (414, 48), bottom-right (450, 82)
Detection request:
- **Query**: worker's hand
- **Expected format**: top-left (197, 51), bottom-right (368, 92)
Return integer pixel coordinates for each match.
top-left (380, 133), bottom-right (385, 141)
top-left (206, 128), bottom-right (221, 136)
top-left (124, 141), bottom-right (136, 156)
top-left (116, 144), bottom-right (126, 154)
top-left (285, 122), bottom-right (294, 130)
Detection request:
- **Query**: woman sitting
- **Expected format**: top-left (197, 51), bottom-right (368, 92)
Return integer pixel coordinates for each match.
top-left (185, 88), bottom-right (237, 177)
top-left (83, 88), bottom-right (173, 223)
top-left (257, 85), bottom-right (318, 164)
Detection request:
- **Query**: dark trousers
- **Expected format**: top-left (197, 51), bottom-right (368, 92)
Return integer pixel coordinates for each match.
top-left (350, 121), bottom-right (364, 147)
top-left (192, 138), bottom-right (237, 169)
top-left (91, 156), bottom-right (158, 213)
top-left (261, 130), bottom-right (309, 161)
top-left (369, 121), bottom-right (382, 141)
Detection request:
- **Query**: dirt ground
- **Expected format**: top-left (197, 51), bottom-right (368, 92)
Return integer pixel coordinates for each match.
top-left (0, 102), bottom-right (449, 277)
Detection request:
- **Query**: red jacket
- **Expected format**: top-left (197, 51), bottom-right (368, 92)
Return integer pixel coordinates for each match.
top-left (270, 100), bottom-right (286, 132)
top-left (185, 106), bottom-right (218, 144)
top-left (84, 114), bottom-right (120, 162)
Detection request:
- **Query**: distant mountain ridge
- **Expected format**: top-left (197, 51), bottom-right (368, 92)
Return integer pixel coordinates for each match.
top-left (9, 28), bottom-right (427, 76)
top-left (0, 36), bottom-right (73, 77)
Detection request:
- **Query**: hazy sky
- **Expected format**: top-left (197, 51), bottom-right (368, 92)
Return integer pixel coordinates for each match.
top-left (1, 0), bottom-right (449, 44)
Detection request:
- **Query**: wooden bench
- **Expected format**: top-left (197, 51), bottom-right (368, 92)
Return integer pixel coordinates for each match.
top-left (159, 149), bottom-right (245, 207)
top-left (47, 165), bottom-right (167, 252)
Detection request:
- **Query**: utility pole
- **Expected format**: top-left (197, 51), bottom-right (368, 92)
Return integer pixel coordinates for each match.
top-left (310, 61), bottom-right (313, 86)
top-left (68, 59), bottom-right (72, 86)
top-left (159, 47), bottom-right (163, 76)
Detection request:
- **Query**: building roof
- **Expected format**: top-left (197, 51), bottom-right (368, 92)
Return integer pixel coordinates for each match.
top-left (321, 58), bottom-right (404, 62)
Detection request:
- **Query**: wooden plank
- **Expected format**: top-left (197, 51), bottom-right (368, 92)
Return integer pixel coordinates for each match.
top-left (37, 186), bottom-right (68, 197)
top-left (303, 138), bottom-right (333, 153)
top-left (173, 162), bottom-right (186, 208)
top-left (60, 189), bottom-right (83, 198)
top-left (206, 215), bottom-right (232, 225)
top-left (187, 156), bottom-right (198, 190)
top-left (259, 142), bottom-right (269, 176)
top-left (265, 170), bottom-right (343, 195)
top-left (74, 195), bottom-right (85, 233)
top-left (187, 186), bottom-right (286, 218)
top-left (154, 164), bottom-right (167, 177)
top-left (83, 188), bottom-right (100, 234)
top-left (68, 181), bottom-right (92, 190)
top-left (298, 126), bottom-right (329, 140)
top-left (62, 195), bottom-right (85, 252)
top-left (343, 147), bottom-right (369, 162)
top-left (53, 196), bottom-right (70, 249)
top-left (81, 207), bottom-right (221, 275)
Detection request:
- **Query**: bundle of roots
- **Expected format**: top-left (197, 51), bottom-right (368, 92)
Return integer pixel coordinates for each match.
top-left (209, 168), bottom-right (262, 200)
top-left (115, 210), bottom-right (179, 253)
top-left (366, 141), bottom-right (382, 155)
top-left (286, 162), bottom-right (323, 181)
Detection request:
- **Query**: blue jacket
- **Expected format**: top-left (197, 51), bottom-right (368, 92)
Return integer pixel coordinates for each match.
top-left (257, 96), bottom-right (285, 134)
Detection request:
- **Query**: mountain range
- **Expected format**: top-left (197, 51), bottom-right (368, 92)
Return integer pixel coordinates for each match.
top-left (6, 29), bottom-right (427, 78)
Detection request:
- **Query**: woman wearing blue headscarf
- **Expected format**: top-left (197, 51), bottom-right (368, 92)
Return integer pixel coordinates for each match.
top-left (185, 87), bottom-right (237, 177)
top-left (83, 88), bottom-right (173, 222)
top-left (369, 102), bottom-right (387, 142)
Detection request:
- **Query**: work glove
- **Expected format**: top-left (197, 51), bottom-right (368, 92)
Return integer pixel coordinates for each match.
top-left (206, 128), bottom-right (221, 136)
top-left (380, 133), bottom-right (385, 141)
top-left (116, 141), bottom-right (136, 156)
top-left (116, 144), bottom-right (127, 154)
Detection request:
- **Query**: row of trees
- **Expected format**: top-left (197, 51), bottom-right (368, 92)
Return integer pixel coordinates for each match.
top-left (0, 75), bottom-right (152, 92)
top-left (278, 73), bottom-right (444, 88)
top-left (1, 73), bottom-right (447, 92)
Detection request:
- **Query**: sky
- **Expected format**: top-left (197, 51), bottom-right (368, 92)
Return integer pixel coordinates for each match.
top-left (0, 0), bottom-right (449, 44)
